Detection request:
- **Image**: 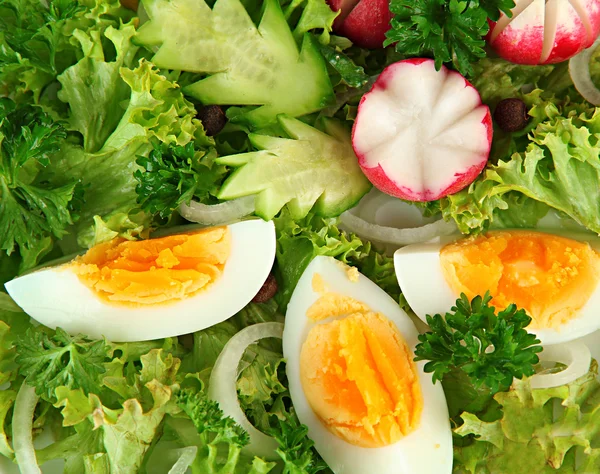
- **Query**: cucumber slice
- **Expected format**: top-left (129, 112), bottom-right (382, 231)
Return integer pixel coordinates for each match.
top-left (136, 0), bottom-right (334, 129)
top-left (216, 115), bottom-right (372, 220)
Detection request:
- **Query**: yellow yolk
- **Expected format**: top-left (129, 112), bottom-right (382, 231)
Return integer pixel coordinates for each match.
top-left (300, 288), bottom-right (423, 448)
top-left (70, 227), bottom-right (231, 305)
top-left (440, 230), bottom-right (600, 329)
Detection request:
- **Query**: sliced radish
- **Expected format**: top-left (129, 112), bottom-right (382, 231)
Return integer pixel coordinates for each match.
top-left (352, 59), bottom-right (492, 202)
top-left (488, 0), bottom-right (600, 65)
top-left (326, 0), bottom-right (391, 49)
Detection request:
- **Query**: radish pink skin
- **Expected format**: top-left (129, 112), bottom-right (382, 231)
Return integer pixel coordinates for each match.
top-left (326, 0), bottom-right (392, 49)
top-left (338, 0), bottom-right (392, 49)
top-left (488, 2), bottom-right (600, 65)
top-left (327, 0), bottom-right (360, 31)
top-left (352, 59), bottom-right (493, 202)
top-left (488, 21), bottom-right (545, 65)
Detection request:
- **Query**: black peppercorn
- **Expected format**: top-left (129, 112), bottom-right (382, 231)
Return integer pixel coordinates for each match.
top-left (252, 274), bottom-right (278, 303)
top-left (493, 98), bottom-right (529, 133)
top-left (197, 105), bottom-right (228, 136)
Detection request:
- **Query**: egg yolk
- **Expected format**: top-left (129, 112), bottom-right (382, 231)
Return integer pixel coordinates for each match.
top-left (300, 289), bottom-right (423, 448)
top-left (70, 227), bottom-right (231, 305)
top-left (440, 230), bottom-right (600, 329)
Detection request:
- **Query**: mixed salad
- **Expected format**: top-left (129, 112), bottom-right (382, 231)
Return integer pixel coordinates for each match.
top-left (3, 0), bottom-right (600, 472)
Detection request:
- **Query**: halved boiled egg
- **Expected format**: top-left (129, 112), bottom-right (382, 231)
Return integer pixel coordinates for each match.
top-left (395, 230), bottom-right (600, 345)
top-left (283, 256), bottom-right (452, 474)
top-left (5, 220), bottom-right (275, 342)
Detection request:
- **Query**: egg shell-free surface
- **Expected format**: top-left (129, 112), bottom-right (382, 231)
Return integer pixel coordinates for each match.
top-left (5, 220), bottom-right (276, 342)
top-left (394, 232), bottom-right (600, 346)
top-left (283, 256), bottom-right (452, 474)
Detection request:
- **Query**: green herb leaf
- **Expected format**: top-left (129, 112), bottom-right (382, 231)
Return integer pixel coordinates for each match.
top-left (272, 417), bottom-right (329, 474)
top-left (386, 0), bottom-right (514, 77)
top-left (0, 98), bottom-right (81, 268)
top-left (16, 328), bottom-right (109, 401)
top-left (415, 293), bottom-right (542, 394)
top-left (135, 142), bottom-right (223, 221)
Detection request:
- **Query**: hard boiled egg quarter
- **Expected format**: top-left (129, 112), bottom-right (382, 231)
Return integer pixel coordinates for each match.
top-left (5, 220), bottom-right (275, 342)
top-left (395, 230), bottom-right (600, 345)
top-left (283, 256), bottom-right (452, 474)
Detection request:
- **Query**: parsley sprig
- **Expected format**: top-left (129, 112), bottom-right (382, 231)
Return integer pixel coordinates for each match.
top-left (16, 328), bottom-right (109, 402)
top-left (415, 292), bottom-right (542, 394)
top-left (134, 142), bottom-right (225, 221)
top-left (385, 0), bottom-right (516, 77)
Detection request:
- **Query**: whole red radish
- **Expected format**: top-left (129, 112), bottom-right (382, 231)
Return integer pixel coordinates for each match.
top-left (352, 59), bottom-right (493, 202)
top-left (488, 0), bottom-right (600, 65)
top-left (327, 0), bottom-right (392, 49)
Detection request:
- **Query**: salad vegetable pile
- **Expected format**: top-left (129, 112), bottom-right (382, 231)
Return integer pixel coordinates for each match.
top-left (3, 0), bottom-right (600, 472)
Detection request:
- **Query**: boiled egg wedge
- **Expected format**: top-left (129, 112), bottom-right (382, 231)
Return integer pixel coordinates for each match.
top-left (395, 230), bottom-right (600, 345)
top-left (283, 256), bottom-right (452, 474)
top-left (5, 220), bottom-right (275, 342)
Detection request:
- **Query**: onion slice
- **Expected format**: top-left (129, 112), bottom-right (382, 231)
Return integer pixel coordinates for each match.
top-left (529, 340), bottom-right (591, 389)
top-left (168, 446), bottom-right (198, 474)
top-left (340, 209), bottom-right (457, 247)
top-left (179, 196), bottom-right (255, 225)
top-left (13, 383), bottom-right (41, 474)
top-left (208, 322), bottom-right (284, 459)
top-left (569, 34), bottom-right (600, 106)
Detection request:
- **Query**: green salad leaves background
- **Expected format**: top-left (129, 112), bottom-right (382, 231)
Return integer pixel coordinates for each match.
top-left (3, 0), bottom-right (600, 472)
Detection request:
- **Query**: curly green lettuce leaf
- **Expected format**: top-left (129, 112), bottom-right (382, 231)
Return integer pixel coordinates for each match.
top-left (0, 0), bottom-right (133, 108)
top-left (274, 210), bottom-right (399, 309)
top-left (454, 361), bottom-right (600, 473)
top-left (217, 116), bottom-right (371, 221)
top-left (438, 92), bottom-right (600, 234)
top-left (57, 23), bottom-right (139, 153)
top-left (47, 57), bottom-right (202, 250)
top-left (284, 0), bottom-right (338, 45)
top-left (38, 349), bottom-right (181, 474)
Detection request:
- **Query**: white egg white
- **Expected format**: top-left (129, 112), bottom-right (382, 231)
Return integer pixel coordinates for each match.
top-left (283, 256), bottom-right (453, 474)
top-left (5, 220), bottom-right (276, 342)
top-left (394, 231), bottom-right (600, 346)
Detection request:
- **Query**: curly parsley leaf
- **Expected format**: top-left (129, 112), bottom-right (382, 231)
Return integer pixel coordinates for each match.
top-left (415, 292), bottom-right (542, 394)
top-left (272, 416), bottom-right (329, 474)
top-left (386, 0), bottom-right (515, 77)
top-left (0, 98), bottom-right (82, 268)
top-left (176, 387), bottom-right (250, 448)
top-left (15, 327), bottom-right (109, 402)
top-left (134, 142), bottom-right (224, 221)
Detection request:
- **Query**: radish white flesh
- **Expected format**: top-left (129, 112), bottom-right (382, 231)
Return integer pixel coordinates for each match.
top-left (352, 59), bottom-right (492, 202)
top-left (488, 0), bottom-right (600, 65)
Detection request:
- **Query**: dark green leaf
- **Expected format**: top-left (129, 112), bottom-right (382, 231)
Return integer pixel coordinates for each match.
top-left (386, 0), bottom-right (511, 77)
top-left (134, 142), bottom-right (224, 221)
top-left (415, 293), bottom-right (542, 395)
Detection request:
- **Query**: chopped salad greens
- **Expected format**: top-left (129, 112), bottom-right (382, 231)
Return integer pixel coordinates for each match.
top-left (3, 0), bottom-right (600, 472)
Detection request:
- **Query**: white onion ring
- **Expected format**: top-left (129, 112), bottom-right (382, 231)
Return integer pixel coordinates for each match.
top-left (208, 322), bottom-right (284, 460)
top-left (167, 446), bottom-right (198, 474)
top-left (569, 34), bottom-right (600, 106)
top-left (529, 340), bottom-right (591, 389)
top-left (12, 384), bottom-right (41, 474)
top-left (340, 209), bottom-right (457, 247)
top-left (179, 196), bottom-right (256, 225)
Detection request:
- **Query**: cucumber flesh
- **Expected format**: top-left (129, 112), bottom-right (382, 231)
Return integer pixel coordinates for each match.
top-left (216, 116), bottom-right (372, 220)
top-left (136, 0), bottom-right (334, 129)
